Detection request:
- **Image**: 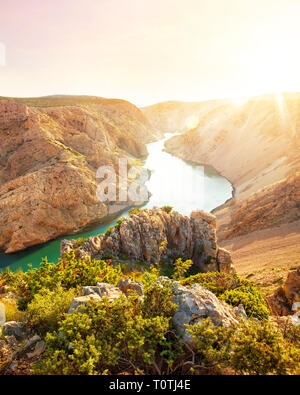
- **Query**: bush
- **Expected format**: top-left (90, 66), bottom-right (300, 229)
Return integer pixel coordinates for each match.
top-left (220, 286), bottom-right (269, 320)
top-left (181, 272), bottom-right (248, 296)
top-left (5, 251), bottom-right (121, 309)
top-left (26, 286), bottom-right (77, 334)
top-left (75, 238), bottom-right (87, 248)
top-left (172, 258), bottom-right (193, 281)
top-left (32, 279), bottom-right (179, 375)
top-left (129, 208), bottom-right (141, 217)
top-left (186, 318), bottom-right (300, 375)
top-left (0, 299), bottom-right (24, 322)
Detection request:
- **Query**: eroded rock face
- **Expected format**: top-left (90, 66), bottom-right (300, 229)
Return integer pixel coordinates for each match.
top-left (268, 266), bottom-right (300, 316)
top-left (153, 95), bottom-right (300, 240)
top-left (0, 97), bottom-right (159, 253)
top-left (0, 100), bottom-right (28, 130)
top-left (62, 208), bottom-right (235, 274)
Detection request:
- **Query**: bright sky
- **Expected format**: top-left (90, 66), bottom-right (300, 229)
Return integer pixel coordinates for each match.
top-left (1, 0), bottom-right (300, 105)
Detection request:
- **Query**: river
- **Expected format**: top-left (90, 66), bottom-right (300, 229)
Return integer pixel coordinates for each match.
top-left (0, 133), bottom-right (232, 272)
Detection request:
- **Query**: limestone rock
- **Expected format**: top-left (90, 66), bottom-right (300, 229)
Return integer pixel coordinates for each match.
top-left (233, 304), bottom-right (248, 320)
top-left (2, 321), bottom-right (27, 340)
top-left (117, 278), bottom-right (144, 296)
top-left (62, 207), bottom-right (235, 274)
top-left (68, 294), bottom-right (102, 314)
top-left (83, 282), bottom-right (123, 299)
top-left (27, 340), bottom-right (46, 359)
top-left (267, 266), bottom-right (300, 316)
top-left (23, 335), bottom-right (41, 353)
top-left (171, 282), bottom-right (238, 346)
top-left (217, 247), bottom-right (235, 274)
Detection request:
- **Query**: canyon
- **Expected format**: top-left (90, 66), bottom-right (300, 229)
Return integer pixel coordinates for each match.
top-left (144, 94), bottom-right (300, 290)
top-left (1, 93), bottom-right (300, 296)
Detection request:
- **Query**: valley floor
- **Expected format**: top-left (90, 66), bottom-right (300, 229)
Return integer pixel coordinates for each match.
top-left (221, 219), bottom-right (300, 296)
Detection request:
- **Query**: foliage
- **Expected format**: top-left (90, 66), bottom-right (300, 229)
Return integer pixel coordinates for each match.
top-left (0, 298), bottom-right (24, 322)
top-left (32, 279), bottom-right (179, 375)
top-left (186, 318), bottom-right (300, 375)
top-left (2, 251), bottom-right (121, 309)
top-left (75, 238), bottom-right (87, 248)
top-left (172, 258), bottom-right (193, 281)
top-left (162, 206), bottom-right (173, 214)
top-left (220, 286), bottom-right (269, 320)
top-left (181, 271), bottom-right (249, 296)
top-left (129, 207), bottom-right (141, 217)
top-left (181, 271), bottom-right (269, 320)
top-left (26, 286), bottom-right (77, 334)
top-left (104, 217), bottom-right (126, 236)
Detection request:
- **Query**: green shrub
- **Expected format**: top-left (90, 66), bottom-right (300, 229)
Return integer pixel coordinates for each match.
top-left (75, 238), bottom-right (87, 248)
top-left (129, 208), bottom-right (141, 217)
top-left (186, 318), bottom-right (300, 375)
top-left (7, 251), bottom-right (121, 309)
top-left (181, 272), bottom-right (248, 296)
top-left (26, 286), bottom-right (77, 334)
top-left (220, 285), bottom-right (269, 320)
top-left (172, 258), bottom-right (193, 281)
top-left (32, 279), bottom-right (178, 375)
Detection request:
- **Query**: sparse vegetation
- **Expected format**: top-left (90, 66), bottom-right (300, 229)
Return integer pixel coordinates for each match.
top-left (0, 252), bottom-right (298, 375)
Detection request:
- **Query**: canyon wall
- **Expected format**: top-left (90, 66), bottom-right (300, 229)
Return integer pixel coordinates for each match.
top-left (145, 94), bottom-right (300, 240)
top-left (0, 96), bottom-right (160, 253)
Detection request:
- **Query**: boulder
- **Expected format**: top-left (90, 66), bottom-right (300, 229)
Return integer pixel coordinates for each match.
top-left (83, 283), bottom-right (123, 299)
top-left (2, 321), bottom-right (27, 340)
top-left (117, 278), bottom-right (144, 296)
top-left (233, 304), bottom-right (248, 320)
top-left (27, 340), bottom-right (46, 359)
top-left (68, 294), bottom-right (102, 314)
top-left (267, 266), bottom-right (300, 316)
top-left (170, 281), bottom-right (238, 346)
top-left (69, 283), bottom-right (123, 314)
top-left (217, 247), bottom-right (235, 274)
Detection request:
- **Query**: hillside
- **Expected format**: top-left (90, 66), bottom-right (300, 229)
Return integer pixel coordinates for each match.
top-left (0, 96), bottom-right (160, 253)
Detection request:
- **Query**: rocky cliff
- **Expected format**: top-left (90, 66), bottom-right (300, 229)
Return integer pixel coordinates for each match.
top-left (61, 207), bottom-right (235, 274)
top-left (0, 96), bottom-right (160, 253)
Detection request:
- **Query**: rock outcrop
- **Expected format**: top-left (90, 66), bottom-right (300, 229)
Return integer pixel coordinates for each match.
top-left (61, 207), bottom-right (235, 274)
top-left (170, 281), bottom-right (238, 345)
top-left (267, 266), bottom-right (300, 316)
top-left (0, 96), bottom-right (160, 253)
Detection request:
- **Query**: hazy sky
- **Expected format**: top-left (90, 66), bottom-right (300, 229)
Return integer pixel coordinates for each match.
top-left (1, 0), bottom-right (300, 105)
